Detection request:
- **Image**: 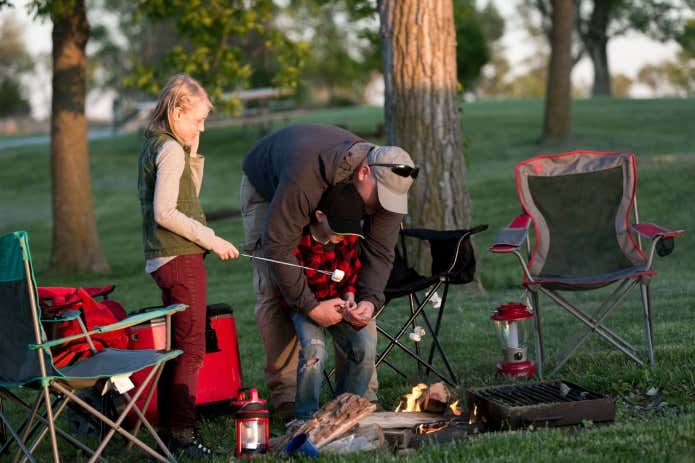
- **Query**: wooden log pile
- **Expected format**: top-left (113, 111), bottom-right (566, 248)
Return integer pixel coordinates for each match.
top-left (270, 383), bottom-right (476, 455)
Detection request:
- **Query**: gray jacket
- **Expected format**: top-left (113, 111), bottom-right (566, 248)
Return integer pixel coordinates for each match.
top-left (242, 124), bottom-right (403, 314)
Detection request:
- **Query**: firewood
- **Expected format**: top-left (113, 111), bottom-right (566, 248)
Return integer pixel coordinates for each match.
top-left (358, 411), bottom-right (443, 429)
top-left (420, 382), bottom-right (452, 413)
top-left (284, 393), bottom-right (376, 448)
top-left (320, 424), bottom-right (385, 453)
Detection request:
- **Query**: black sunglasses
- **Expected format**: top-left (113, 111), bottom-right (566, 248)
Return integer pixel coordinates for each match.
top-left (368, 163), bottom-right (420, 179)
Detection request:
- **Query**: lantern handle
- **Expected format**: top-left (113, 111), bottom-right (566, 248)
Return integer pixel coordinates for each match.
top-left (237, 387), bottom-right (259, 402)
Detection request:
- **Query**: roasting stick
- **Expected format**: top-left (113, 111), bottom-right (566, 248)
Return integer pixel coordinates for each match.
top-left (240, 253), bottom-right (345, 282)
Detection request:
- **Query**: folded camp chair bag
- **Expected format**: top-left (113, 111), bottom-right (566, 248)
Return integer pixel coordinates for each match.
top-left (38, 287), bottom-right (129, 367)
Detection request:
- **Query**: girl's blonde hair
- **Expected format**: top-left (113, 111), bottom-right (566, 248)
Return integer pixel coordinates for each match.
top-left (146, 74), bottom-right (213, 134)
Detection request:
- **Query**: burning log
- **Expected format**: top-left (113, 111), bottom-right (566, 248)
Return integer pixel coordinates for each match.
top-left (395, 382), bottom-right (455, 414)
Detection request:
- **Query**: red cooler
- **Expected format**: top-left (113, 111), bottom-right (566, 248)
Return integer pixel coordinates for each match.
top-left (128, 303), bottom-right (243, 423)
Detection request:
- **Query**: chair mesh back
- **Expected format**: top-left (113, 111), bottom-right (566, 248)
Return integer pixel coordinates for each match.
top-left (516, 152), bottom-right (646, 279)
top-left (0, 232), bottom-right (54, 385)
top-left (429, 237), bottom-right (476, 284)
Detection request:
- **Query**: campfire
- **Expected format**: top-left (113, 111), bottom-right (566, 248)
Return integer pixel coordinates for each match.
top-left (270, 380), bottom-right (614, 455)
top-left (393, 382), bottom-right (483, 438)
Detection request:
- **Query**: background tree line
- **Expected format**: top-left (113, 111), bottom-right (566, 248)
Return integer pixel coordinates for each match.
top-left (0, 0), bottom-right (693, 274)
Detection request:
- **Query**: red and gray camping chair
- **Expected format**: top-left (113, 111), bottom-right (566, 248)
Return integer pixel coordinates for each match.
top-left (0, 231), bottom-right (185, 463)
top-left (490, 151), bottom-right (683, 377)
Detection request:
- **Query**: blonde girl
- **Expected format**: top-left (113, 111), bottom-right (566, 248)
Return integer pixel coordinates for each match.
top-left (138, 74), bottom-right (238, 458)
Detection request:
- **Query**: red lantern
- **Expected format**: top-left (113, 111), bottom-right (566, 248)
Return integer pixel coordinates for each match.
top-left (491, 302), bottom-right (536, 378)
top-left (233, 388), bottom-right (270, 457)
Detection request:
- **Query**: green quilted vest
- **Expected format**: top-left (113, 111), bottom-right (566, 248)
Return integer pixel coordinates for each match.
top-left (138, 131), bottom-right (207, 258)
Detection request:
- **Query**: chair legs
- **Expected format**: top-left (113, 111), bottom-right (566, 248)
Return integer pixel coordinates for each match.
top-left (532, 279), bottom-right (655, 376)
top-left (375, 283), bottom-right (459, 387)
top-left (640, 280), bottom-right (655, 366)
top-left (11, 363), bottom-right (175, 463)
top-left (48, 363), bottom-right (174, 463)
top-left (0, 410), bottom-right (36, 463)
top-left (0, 389), bottom-right (94, 462)
top-left (423, 285), bottom-right (459, 385)
top-left (528, 290), bottom-right (544, 380)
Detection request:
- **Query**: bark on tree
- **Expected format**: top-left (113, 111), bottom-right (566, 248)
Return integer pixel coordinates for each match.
top-left (581, 0), bottom-right (612, 96)
top-left (49, 0), bottom-right (109, 273)
top-left (378, 0), bottom-right (473, 232)
top-left (542, 0), bottom-right (574, 143)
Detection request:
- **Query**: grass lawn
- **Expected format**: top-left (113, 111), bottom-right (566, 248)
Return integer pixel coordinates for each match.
top-left (1, 97), bottom-right (694, 462)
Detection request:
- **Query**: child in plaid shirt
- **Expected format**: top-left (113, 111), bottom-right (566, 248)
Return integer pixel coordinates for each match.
top-left (283, 184), bottom-right (375, 420)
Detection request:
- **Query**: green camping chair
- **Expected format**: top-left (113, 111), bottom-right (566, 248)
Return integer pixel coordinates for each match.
top-left (489, 151), bottom-right (683, 377)
top-left (0, 231), bottom-right (186, 463)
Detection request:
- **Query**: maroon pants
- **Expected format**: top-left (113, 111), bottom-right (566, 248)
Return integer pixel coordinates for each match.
top-left (151, 253), bottom-right (207, 432)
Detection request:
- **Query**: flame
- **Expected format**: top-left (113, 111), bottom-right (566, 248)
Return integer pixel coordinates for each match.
top-left (416, 420), bottom-right (451, 434)
top-left (449, 399), bottom-right (462, 416)
top-left (395, 383), bottom-right (428, 412)
top-left (468, 404), bottom-right (478, 425)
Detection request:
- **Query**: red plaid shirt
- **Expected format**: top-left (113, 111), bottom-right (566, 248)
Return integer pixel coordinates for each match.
top-left (279, 230), bottom-right (361, 310)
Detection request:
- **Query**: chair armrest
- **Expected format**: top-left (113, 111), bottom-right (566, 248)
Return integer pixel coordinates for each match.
top-left (401, 225), bottom-right (488, 241)
top-left (631, 223), bottom-right (684, 240)
top-left (41, 309), bottom-right (81, 323)
top-left (30, 304), bottom-right (188, 350)
top-left (489, 213), bottom-right (531, 253)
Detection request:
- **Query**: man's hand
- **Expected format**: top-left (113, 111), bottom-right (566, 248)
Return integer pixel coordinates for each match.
top-left (308, 298), bottom-right (344, 327)
top-left (343, 300), bottom-right (374, 329)
top-left (211, 236), bottom-right (239, 260)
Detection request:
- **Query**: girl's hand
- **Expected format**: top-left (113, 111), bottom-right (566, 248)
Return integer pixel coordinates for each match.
top-left (189, 132), bottom-right (200, 156)
top-left (211, 236), bottom-right (239, 260)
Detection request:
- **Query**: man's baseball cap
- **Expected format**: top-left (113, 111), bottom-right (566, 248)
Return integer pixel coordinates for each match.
top-left (316, 183), bottom-right (365, 238)
top-left (367, 146), bottom-right (416, 214)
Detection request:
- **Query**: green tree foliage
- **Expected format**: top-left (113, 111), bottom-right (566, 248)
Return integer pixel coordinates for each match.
top-left (279, 0), bottom-right (380, 105)
top-left (523, 0), bottom-right (695, 96)
top-left (280, 0), bottom-right (503, 103)
top-left (0, 80), bottom-right (30, 117)
top-left (635, 19), bottom-right (695, 96)
top-left (0, 14), bottom-right (34, 117)
top-left (454, 0), bottom-right (504, 92)
top-left (126, 0), bottom-right (308, 112)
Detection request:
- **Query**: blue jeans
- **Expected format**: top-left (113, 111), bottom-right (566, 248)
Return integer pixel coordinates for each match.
top-left (290, 312), bottom-right (375, 420)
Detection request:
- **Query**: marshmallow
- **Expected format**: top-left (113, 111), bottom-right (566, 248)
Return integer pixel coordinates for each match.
top-left (408, 332), bottom-right (422, 343)
top-left (331, 269), bottom-right (345, 283)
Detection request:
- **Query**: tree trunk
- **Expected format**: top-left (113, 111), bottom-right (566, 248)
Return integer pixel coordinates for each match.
top-left (379, 0), bottom-right (473, 232)
top-left (587, 35), bottom-right (611, 96)
top-left (542, 0), bottom-right (574, 143)
top-left (50, 0), bottom-right (109, 273)
top-left (584, 0), bottom-right (612, 96)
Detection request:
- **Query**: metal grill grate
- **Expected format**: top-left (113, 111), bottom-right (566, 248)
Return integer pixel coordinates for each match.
top-left (474, 381), bottom-right (602, 407)
top-left (466, 381), bottom-right (615, 430)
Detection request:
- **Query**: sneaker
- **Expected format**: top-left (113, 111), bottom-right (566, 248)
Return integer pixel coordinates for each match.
top-left (167, 428), bottom-right (220, 458)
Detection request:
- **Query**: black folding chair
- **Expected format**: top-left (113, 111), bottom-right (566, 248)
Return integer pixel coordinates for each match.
top-left (374, 225), bottom-right (487, 387)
